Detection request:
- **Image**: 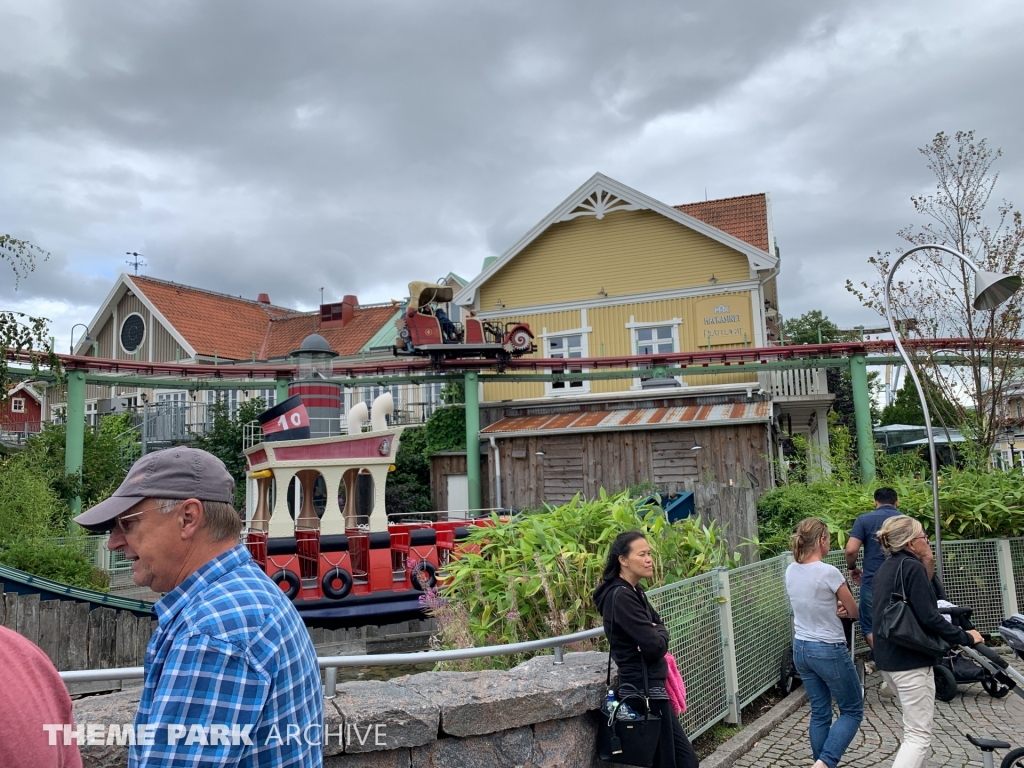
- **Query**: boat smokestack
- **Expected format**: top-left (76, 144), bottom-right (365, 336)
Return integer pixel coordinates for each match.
top-left (347, 401), bottom-right (368, 435)
top-left (370, 392), bottom-right (393, 432)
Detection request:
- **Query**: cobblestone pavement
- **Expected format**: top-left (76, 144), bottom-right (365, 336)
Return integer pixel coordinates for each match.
top-left (733, 666), bottom-right (1024, 768)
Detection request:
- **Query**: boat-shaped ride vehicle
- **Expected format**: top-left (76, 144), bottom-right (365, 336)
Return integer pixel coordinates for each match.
top-left (242, 392), bottom-right (493, 624)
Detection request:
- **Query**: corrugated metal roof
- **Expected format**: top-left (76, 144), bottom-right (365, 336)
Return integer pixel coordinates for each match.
top-left (481, 401), bottom-right (772, 436)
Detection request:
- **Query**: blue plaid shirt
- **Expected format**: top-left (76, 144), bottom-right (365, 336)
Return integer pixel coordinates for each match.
top-left (131, 545), bottom-right (323, 767)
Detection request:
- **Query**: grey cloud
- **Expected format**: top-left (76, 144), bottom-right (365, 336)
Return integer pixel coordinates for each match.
top-left (2, 0), bottom-right (1023, 349)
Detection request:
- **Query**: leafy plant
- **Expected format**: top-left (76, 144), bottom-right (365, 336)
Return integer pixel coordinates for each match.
top-left (757, 468), bottom-right (1024, 557)
top-left (430, 491), bottom-right (740, 665)
top-left (0, 538), bottom-right (109, 591)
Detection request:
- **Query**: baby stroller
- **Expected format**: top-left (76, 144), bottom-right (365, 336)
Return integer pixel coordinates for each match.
top-left (932, 605), bottom-right (1023, 702)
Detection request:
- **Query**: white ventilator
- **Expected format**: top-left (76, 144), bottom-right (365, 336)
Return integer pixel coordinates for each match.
top-left (370, 392), bottom-right (394, 432)
top-left (347, 401), bottom-right (368, 435)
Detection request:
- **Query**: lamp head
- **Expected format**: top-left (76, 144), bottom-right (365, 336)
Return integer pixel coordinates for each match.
top-left (973, 270), bottom-right (1022, 311)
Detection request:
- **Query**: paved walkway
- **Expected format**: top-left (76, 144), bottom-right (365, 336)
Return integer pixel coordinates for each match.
top-left (734, 665), bottom-right (1024, 767)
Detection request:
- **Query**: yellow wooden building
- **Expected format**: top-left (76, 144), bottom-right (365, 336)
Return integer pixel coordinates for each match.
top-left (454, 173), bottom-right (782, 402)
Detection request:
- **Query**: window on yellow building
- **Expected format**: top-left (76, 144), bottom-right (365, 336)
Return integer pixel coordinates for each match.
top-left (635, 326), bottom-right (675, 355)
top-left (547, 334), bottom-right (588, 394)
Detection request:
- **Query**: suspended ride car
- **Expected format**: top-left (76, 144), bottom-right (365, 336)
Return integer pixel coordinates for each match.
top-left (393, 281), bottom-right (534, 369)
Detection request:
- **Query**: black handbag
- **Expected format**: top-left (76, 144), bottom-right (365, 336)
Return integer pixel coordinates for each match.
top-left (878, 558), bottom-right (951, 657)
top-left (596, 588), bottom-right (662, 767)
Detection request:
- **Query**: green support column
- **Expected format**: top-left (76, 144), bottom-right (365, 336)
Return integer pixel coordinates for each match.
top-left (65, 370), bottom-right (87, 515)
top-left (276, 376), bottom-right (290, 405)
top-left (464, 371), bottom-right (481, 513)
top-left (850, 354), bottom-right (876, 484)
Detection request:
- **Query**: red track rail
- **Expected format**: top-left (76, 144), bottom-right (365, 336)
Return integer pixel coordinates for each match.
top-left (6, 338), bottom-right (1021, 380)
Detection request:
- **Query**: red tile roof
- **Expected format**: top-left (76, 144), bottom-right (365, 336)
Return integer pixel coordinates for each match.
top-left (128, 276), bottom-right (395, 361)
top-left (675, 193), bottom-right (770, 252)
top-left (263, 306), bottom-right (398, 358)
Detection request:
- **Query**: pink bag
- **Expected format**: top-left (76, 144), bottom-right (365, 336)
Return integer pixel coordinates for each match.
top-left (664, 652), bottom-right (687, 715)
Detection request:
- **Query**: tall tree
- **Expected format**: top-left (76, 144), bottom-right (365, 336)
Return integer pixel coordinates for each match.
top-left (847, 131), bottom-right (1024, 449)
top-left (1, 236), bottom-right (60, 404)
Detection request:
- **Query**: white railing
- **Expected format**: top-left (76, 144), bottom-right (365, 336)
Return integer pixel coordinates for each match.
top-left (760, 368), bottom-right (829, 398)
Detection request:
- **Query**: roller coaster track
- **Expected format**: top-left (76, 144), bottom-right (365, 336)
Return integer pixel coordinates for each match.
top-left (6, 337), bottom-right (1022, 382)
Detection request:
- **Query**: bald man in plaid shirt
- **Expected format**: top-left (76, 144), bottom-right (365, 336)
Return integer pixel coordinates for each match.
top-left (76, 448), bottom-right (323, 767)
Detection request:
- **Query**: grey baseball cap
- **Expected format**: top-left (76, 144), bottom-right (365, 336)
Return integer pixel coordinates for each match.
top-left (74, 447), bottom-right (235, 532)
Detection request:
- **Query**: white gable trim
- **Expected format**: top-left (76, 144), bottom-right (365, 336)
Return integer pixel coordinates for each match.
top-left (74, 273), bottom-right (197, 359)
top-left (454, 173), bottom-right (778, 308)
top-left (7, 382), bottom-right (42, 403)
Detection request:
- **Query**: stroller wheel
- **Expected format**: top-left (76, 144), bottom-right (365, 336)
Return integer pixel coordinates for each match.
top-left (1001, 746), bottom-right (1024, 768)
top-left (983, 675), bottom-right (1012, 698)
top-left (934, 664), bottom-right (958, 702)
top-left (780, 647), bottom-right (799, 695)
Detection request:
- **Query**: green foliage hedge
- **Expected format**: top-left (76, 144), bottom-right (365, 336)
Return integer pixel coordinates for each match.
top-left (0, 539), bottom-right (109, 591)
top-left (430, 491), bottom-right (739, 663)
top-left (757, 469), bottom-right (1024, 557)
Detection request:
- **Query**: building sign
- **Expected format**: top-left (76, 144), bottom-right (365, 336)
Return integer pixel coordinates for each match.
top-left (694, 295), bottom-right (751, 347)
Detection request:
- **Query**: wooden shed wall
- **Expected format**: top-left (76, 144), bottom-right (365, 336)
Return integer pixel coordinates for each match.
top-left (488, 423), bottom-right (770, 509)
top-left (487, 424), bottom-right (769, 559)
top-left (430, 452), bottom-right (490, 512)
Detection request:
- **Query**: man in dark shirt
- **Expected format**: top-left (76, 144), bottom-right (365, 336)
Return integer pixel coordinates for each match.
top-left (845, 487), bottom-right (902, 649)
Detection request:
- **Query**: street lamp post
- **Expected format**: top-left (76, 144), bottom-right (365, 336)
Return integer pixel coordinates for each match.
top-left (69, 323), bottom-right (91, 355)
top-left (1006, 428), bottom-right (1017, 472)
top-left (883, 244), bottom-right (1022, 583)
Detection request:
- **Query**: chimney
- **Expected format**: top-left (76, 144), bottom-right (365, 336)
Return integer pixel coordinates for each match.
top-left (257, 293), bottom-right (271, 305)
top-left (342, 295), bottom-right (358, 326)
top-left (319, 295), bottom-right (359, 329)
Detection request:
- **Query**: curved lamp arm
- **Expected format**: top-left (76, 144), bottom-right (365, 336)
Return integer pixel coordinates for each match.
top-left (883, 244), bottom-right (1020, 583)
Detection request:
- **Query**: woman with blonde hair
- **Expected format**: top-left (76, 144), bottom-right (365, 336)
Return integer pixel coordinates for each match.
top-left (872, 515), bottom-right (982, 768)
top-left (784, 518), bottom-right (862, 768)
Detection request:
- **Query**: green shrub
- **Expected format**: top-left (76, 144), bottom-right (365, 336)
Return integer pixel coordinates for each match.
top-left (757, 469), bottom-right (1024, 555)
top-left (0, 454), bottom-right (66, 545)
top-left (0, 538), bottom-right (109, 591)
top-left (432, 491), bottom-right (740, 663)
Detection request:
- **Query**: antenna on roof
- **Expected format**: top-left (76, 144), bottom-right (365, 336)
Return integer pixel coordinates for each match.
top-left (125, 252), bottom-right (147, 275)
top-left (320, 287), bottom-right (324, 305)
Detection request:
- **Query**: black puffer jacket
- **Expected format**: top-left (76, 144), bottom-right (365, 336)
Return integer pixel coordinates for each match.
top-left (593, 577), bottom-right (669, 689)
top-left (872, 549), bottom-right (974, 672)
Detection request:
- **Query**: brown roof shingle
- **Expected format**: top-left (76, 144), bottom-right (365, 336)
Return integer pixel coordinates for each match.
top-left (674, 193), bottom-right (770, 252)
top-left (129, 275), bottom-right (395, 361)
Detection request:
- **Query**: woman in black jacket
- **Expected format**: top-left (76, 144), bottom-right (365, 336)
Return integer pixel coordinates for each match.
top-left (593, 531), bottom-right (699, 768)
top-left (872, 516), bottom-right (983, 768)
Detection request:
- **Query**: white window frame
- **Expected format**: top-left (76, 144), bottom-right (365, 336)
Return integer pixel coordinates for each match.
top-left (10, 397), bottom-right (25, 413)
top-left (118, 312), bottom-right (147, 356)
top-left (625, 316), bottom-right (683, 390)
top-left (542, 327), bottom-right (590, 396)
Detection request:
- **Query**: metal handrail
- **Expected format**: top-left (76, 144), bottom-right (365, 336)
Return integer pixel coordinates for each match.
top-left (58, 626), bottom-right (606, 696)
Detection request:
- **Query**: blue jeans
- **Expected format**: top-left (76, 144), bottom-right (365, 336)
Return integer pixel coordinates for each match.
top-left (793, 638), bottom-right (864, 768)
top-left (859, 582), bottom-right (874, 638)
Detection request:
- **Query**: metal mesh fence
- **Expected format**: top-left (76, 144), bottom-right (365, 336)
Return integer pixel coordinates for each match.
top-left (728, 558), bottom-right (793, 706)
top-left (649, 572), bottom-right (730, 739)
top-left (939, 539), bottom-right (1004, 633)
top-left (1009, 538), bottom-right (1024, 615)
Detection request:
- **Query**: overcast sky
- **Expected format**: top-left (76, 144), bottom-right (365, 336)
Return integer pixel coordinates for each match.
top-left (3, 0), bottom-right (1023, 352)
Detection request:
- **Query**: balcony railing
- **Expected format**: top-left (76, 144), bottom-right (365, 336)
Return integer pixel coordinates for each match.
top-left (759, 368), bottom-right (829, 398)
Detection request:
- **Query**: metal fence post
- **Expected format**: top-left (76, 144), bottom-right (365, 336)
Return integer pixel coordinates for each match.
top-left (996, 539), bottom-right (1019, 619)
top-left (713, 567), bottom-right (741, 725)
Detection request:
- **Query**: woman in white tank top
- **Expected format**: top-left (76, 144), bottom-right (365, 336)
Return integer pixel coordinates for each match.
top-left (784, 518), bottom-right (863, 768)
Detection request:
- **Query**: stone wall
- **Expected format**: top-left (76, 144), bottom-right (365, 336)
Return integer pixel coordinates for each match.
top-left (72, 652), bottom-right (613, 768)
